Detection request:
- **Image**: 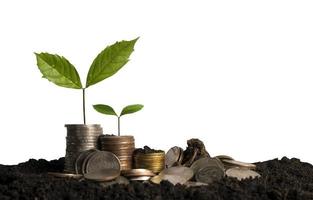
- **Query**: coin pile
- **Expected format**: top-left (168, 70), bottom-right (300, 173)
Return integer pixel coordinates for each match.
top-left (123, 169), bottom-right (155, 181)
top-left (150, 166), bottom-right (194, 185)
top-left (75, 149), bottom-right (120, 174)
top-left (98, 135), bottom-right (135, 171)
top-left (64, 124), bottom-right (103, 173)
top-left (134, 151), bottom-right (165, 174)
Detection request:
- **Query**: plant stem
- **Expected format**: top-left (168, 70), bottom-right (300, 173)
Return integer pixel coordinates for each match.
top-left (83, 88), bottom-right (86, 125)
top-left (118, 116), bottom-right (121, 136)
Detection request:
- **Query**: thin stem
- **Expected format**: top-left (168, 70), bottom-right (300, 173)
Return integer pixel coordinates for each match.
top-left (83, 88), bottom-right (86, 125)
top-left (118, 116), bottom-right (121, 136)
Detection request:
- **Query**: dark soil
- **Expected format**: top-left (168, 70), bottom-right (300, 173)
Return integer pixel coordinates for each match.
top-left (134, 146), bottom-right (164, 154)
top-left (1, 157), bottom-right (313, 200)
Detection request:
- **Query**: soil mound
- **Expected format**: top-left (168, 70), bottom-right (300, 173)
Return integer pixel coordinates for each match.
top-left (0, 157), bottom-right (313, 199)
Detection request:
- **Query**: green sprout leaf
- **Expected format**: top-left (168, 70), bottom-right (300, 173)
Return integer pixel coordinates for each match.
top-left (93, 104), bottom-right (117, 116)
top-left (86, 38), bottom-right (139, 88)
top-left (35, 53), bottom-right (82, 89)
top-left (120, 104), bottom-right (144, 116)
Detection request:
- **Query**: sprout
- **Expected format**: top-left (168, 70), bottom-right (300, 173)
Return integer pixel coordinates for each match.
top-left (93, 104), bottom-right (144, 136)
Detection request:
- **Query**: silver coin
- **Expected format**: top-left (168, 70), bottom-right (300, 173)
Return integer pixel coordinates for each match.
top-left (82, 150), bottom-right (99, 174)
top-left (195, 165), bottom-right (225, 184)
top-left (162, 174), bottom-right (189, 185)
top-left (159, 166), bottom-right (194, 181)
top-left (85, 151), bottom-right (121, 174)
top-left (84, 169), bottom-right (120, 182)
top-left (222, 159), bottom-right (256, 170)
top-left (226, 167), bottom-right (261, 180)
top-left (191, 157), bottom-right (225, 174)
top-left (130, 176), bottom-right (151, 181)
top-left (165, 147), bottom-right (184, 168)
top-left (75, 149), bottom-right (97, 174)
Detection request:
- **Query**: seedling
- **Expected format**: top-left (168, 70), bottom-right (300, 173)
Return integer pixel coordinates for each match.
top-left (93, 104), bottom-right (144, 136)
top-left (35, 38), bottom-right (139, 124)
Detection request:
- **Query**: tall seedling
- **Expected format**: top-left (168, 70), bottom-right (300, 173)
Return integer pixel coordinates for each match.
top-left (35, 38), bottom-right (138, 124)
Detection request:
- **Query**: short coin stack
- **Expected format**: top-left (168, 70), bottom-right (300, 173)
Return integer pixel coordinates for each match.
top-left (99, 135), bottom-right (135, 171)
top-left (123, 169), bottom-right (155, 181)
top-left (134, 151), bottom-right (165, 174)
top-left (64, 124), bottom-right (103, 173)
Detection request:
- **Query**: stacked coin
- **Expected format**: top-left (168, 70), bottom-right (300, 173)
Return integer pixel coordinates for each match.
top-left (134, 152), bottom-right (165, 174)
top-left (64, 124), bottom-right (103, 173)
top-left (98, 135), bottom-right (135, 171)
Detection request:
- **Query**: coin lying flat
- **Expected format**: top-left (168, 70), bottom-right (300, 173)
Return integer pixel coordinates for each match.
top-left (86, 151), bottom-right (121, 174)
top-left (159, 166), bottom-right (194, 182)
top-left (122, 169), bottom-right (155, 177)
top-left (165, 146), bottom-right (184, 168)
top-left (130, 176), bottom-right (152, 181)
top-left (84, 169), bottom-right (120, 182)
top-left (225, 167), bottom-right (261, 180)
top-left (222, 159), bottom-right (256, 170)
top-left (47, 172), bottom-right (83, 179)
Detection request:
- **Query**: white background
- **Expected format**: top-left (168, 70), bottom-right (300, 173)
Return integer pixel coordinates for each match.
top-left (0, 0), bottom-right (313, 165)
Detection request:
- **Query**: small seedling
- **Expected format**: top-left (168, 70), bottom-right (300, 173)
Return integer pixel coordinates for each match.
top-left (93, 104), bottom-right (144, 136)
top-left (35, 38), bottom-right (139, 124)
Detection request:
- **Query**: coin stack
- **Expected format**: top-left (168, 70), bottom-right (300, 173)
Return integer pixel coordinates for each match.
top-left (98, 135), bottom-right (135, 171)
top-left (64, 124), bottom-right (103, 173)
top-left (134, 152), bottom-right (165, 174)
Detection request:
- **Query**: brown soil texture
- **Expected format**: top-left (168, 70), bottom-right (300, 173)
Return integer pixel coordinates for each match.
top-left (134, 146), bottom-right (164, 154)
top-left (1, 157), bottom-right (313, 200)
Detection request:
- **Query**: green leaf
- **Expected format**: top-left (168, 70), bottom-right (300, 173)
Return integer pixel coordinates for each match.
top-left (86, 37), bottom-right (139, 88)
top-left (93, 104), bottom-right (117, 116)
top-left (35, 53), bottom-right (82, 89)
top-left (120, 104), bottom-right (144, 116)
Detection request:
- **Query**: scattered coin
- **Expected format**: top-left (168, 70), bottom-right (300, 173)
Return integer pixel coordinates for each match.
top-left (222, 159), bottom-right (256, 170)
top-left (75, 149), bottom-right (97, 174)
top-left (130, 176), bottom-right (152, 181)
top-left (195, 165), bottom-right (225, 184)
top-left (84, 169), bottom-right (120, 182)
top-left (191, 157), bottom-right (225, 184)
top-left (225, 167), bottom-right (261, 180)
top-left (122, 169), bottom-right (155, 178)
top-left (85, 151), bottom-right (121, 174)
top-left (159, 166), bottom-right (194, 182)
top-left (99, 176), bottom-right (129, 188)
top-left (165, 146), bottom-right (184, 168)
top-left (47, 172), bottom-right (83, 179)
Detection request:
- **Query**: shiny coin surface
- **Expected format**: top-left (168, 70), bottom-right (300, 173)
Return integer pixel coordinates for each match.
top-left (123, 169), bottom-right (155, 177)
top-left (225, 167), bottom-right (261, 180)
top-left (47, 172), bottom-right (83, 179)
top-left (130, 176), bottom-right (152, 181)
top-left (195, 165), bottom-right (225, 184)
top-left (150, 174), bottom-right (184, 185)
top-left (165, 146), bottom-right (184, 168)
top-left (86, 151), bottom-right (121, 174)
top-left (159, 166), bottom-right (194, 181)
top-left (84, 169), bottom-right (120, 182)
top-left (222, 159), bottom-right (256, 169)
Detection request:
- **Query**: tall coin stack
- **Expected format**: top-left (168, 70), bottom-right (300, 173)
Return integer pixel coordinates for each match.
top-left (64, 124), bottom-right (103, 173)
top-left (99, 135), bottom-right (135, 171)
top-left (134, 152), bottom-right (165, 174)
